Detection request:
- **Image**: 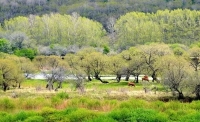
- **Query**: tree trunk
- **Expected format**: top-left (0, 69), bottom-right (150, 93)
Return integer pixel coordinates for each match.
top-left (18, 82), bottom-right (21, 89)
top-left (46, 82), bottom-right (54, 91)
top-left (151, 71), bottom-right (157, 82)
top-left (125, 74), bottom-right (130, 81)
top-left (88, 75), bottom-right (92, 81)
top-left (3, 82), bottom-right (8, 92)
top-left (94, 73), bottom-right (103, 82)
top-left (195, 85), bottom-right (200, 100)
top-left (57, 81), bottom-right (62, 88)
top-left (135, 75), bottom-right (139, 83)
top-left (178, 92), bottom-right (184, 99)
top-left (116, 74), bottom-right (121, 83)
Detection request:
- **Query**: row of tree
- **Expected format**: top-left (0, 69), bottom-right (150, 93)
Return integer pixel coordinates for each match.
top-left (0, 0), bottom-right (200, 29)
top-left (0, 9), bottom-right (200, 55)
top-left (0, 43), bottom-right (200, 99)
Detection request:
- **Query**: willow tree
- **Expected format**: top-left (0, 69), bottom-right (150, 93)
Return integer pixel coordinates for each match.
top-left (138, 43), bottom-right (172, 82)
top-left (153, 9), bottom-right (200, 45)
top-left (114, 12), bottom-right (162, 50)
top-left (87, 52), bottom-right (109, 83)
top-left (188, 47), bottom-right (200, 71)
top-left (161, 56), bottom-right (192, 99)
top-left (0, 59), bottom-right (24, 91)
top-left (108, 55), bottom-right (125, 82)
top-left (2, 13), bottom-right (106, 51)
top-left (76, 47), bottom-right (97, 81)
top-left (65, 53), bottom-right (86, 93)
top-left (34, 56), bottom-right (68, 90)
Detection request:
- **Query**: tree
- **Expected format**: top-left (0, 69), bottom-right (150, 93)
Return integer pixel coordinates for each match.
top-left (138, 43), bottom-right (172, 82)
top-left (0, 38), bottom-right (11, 53)
top-left (14, 48), bottom-right (37, 60)
top-left (87, 52), bottom-right (108, 82)
top-left (18, 57), bottom-right (37, 79)
top-left (190, 71), bottom-right (200, 99)
top-left (76, 47), bottom-right (96, 81)
top-left (0, 59), bottom-right (24, 91)
top-left (34, 56), bottom-right (68, 90)
top-left (65, 53), bottom-right (86, 93)
top-left (108, 55), bottom-right (124, 82)
top-left (161, 56), bottom-right (191, 99)
top-left (188, 47), bottom-right (200, 71)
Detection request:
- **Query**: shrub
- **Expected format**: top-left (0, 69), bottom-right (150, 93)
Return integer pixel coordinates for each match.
top-left (189, 101), bottom-right (200, 111)
top-left (56, 92), bottom-right (69, 99)
top-left (51, 96), bottom-right (62, 107)
top-left (164, 109), bottom-right (180, 121)
top-left (67, 108), bottom-right (98, 122)
top-left (130, 108), bottom-right (167, 122)
top-left (12, 111), bottom-right (37, 122)
top-left (0, 112), bottom-right (12, 122)
top-left (86, 115), bottom-right (116, 122)
top-left (108, 108), bottom-right (132, 121)
top-left (181, 112), bottom-right (200, 122)
top-left (152, 100), bottom-right (166, 111)
top-left (109, 108), bottom-right (167, 122)
top-left (0, 98), bottom-right (15, 110)
top-left (24, 116), bottom-right (44, 122)
top-left (87, 100), bottom-right (101, 109)
top-left (44, 107), bottom-right (77, 122)
top-left (22, 99), bottom-right (38, 110)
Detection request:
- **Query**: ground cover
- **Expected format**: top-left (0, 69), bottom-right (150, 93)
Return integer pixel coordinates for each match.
top-left (0, 79), bottom-right (199, 122)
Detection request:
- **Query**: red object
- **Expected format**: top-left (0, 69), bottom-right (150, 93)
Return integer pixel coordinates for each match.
top-left (142, 75), bottom-right (149, 81)
top-left (128, 82), bottom-right (135, 87)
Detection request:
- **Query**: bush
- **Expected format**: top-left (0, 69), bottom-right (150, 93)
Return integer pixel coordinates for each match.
top-left (181, 112), bottom-right (200, 122)
top-left (12, 111), bottom-right (37, 122)
top-left (24, 116), bottom-right (44, 122)
top-left (86, 115), bottom-right (116, 122)
top-left (164, 109), bottom-right (180, 121)
top-left (0, 98), bottom-right (15, 110)
top-left (40, 107), bottom-right (57, 118)
top-left (67, 108), bottom-right (98, 122)
top-left (0, 112), bottom-right (12, 122)
top-left (56, 92), bottom-right (69, 99)
top-left (109, 108), bottom-right (132, 121)
top-left (87, 100), bottom-right (101, 109)
top-left (130, 108), bottom-right (167, 122)
top-left (51, 96), bottom-right (62, 107)
top-left (109, 108), bottom-right (167, 122)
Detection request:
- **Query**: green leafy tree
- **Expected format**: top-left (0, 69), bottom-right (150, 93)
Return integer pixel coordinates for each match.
top-left (34, 56), bottom-right (68, 90)
top-left (14, 48), bottom-right (37, 60)
top-left (138, 43), bottom-right (172, 82)
top-left (0, 38), bottom-right (11, 53)
top-left (0, 59), bottom-right (24, 91)
top-left (161, 56), bottom-right (192, 99)
top-left (108, 55), bottom-right (125, 82)
top-left (188, 47), bottom-right (200, 71)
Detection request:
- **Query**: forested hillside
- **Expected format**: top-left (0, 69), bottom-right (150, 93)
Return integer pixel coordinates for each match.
top-left (1, 0), bottom-right (200, 29)
top-left (0, 0), bottom-right (200, 57)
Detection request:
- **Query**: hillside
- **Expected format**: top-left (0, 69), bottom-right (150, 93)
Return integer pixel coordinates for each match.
top-left (0, 0), bottom-right (200, 30)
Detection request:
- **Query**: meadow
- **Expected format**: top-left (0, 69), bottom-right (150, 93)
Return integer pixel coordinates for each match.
top-left (0, 79), bottom-right (200, 122)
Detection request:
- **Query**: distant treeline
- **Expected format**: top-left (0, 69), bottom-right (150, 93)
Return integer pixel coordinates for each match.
top-left (0, 0), bottom-right (200, 30)
top-left (0, 9), bottom-right (200, 54)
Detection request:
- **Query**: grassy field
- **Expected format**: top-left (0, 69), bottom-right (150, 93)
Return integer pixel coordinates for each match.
top-left (0, 79), bottom-right (200, 122)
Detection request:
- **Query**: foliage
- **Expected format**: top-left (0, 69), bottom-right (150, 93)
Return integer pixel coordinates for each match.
top-left (14, 48), bottom-right (37, 60)
top-left (0, 59), bottom-right (24, 91)
top-left (0, 38), bottom-right (11, 53)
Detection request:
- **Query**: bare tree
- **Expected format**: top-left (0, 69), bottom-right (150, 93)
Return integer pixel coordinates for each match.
top-left (188, 47), bottom-right (200, 71)
top-left (34, 56), bottom-right (68, 91)
top-left (162, 56), bottom-right (191, 99)
top-left (139, 43), bottom-right (172, 82)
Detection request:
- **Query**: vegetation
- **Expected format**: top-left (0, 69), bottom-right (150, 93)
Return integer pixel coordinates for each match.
top-left (0, 79), bottom-right (200, 122)
top-left (0, 0), bottom-right (200, 121)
